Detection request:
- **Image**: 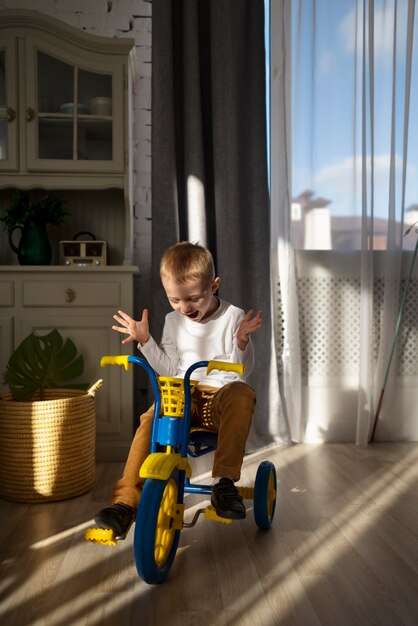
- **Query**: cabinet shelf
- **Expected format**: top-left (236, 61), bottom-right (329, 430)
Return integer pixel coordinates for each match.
top-left (38, 114), bottom-right (113, 121)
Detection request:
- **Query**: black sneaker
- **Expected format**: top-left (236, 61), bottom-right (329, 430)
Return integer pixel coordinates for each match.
top-left (211, 478), bottom-right (246, 520)
top-left (94, 503), bottom-right (136, 539)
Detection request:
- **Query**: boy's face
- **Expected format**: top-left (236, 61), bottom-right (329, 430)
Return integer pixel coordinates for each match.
top-left (162, 275), bottom-right (221, 322)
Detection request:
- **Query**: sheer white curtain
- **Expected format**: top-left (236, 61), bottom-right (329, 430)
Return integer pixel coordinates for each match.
top-left (270, 0), bottom-right (302, 444)
top-left (271, 0), bottom-right (418, 444)
top-left (359, 0), bottom-right (417, 444)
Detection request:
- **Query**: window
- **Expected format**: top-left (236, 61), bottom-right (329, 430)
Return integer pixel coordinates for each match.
top-left (267, 0), bottom-right (418, 251)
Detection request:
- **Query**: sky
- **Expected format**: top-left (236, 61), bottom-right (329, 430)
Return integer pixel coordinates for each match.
top-left (267, 0), bottom-right (418, 240)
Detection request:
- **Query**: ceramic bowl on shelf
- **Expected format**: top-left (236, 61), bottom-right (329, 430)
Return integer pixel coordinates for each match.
top-left (90, 97), bottom-right (112, 116)
top-left (60, 102), bottom-right (88, 114)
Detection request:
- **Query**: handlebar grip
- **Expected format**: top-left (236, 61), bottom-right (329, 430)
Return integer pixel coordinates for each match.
top-left (206, 360), bottom-right (244, 376)
top-left (100, 355), bottom-right (131, 371)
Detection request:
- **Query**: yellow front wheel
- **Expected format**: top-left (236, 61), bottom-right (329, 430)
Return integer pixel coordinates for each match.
top-left (134, 469), bottom-right (182, 584)
top-left (155, 478), bottom-right (179, 567)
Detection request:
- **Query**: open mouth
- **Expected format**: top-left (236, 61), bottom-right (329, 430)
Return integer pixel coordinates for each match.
top-left (186, 311), bottom-right (199, 320)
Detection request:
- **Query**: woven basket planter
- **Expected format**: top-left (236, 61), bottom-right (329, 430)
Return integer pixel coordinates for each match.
top-left (0, 380), bottom-right (102, 503)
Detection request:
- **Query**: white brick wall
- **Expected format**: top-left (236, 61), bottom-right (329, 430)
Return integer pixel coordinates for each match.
top-left (0, 0), bottom-right (152, 276)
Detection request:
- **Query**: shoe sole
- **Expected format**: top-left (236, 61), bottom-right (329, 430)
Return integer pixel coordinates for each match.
top-left (94, 516), bottom-right (134, 540)
top-left (210, 501), bottom-right (246, 520)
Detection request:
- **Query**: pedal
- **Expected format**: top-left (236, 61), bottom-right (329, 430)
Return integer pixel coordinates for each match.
top-left (84, 527), bottom-right (118, 546)
top-left (204, 505), bottom-right (233, 524)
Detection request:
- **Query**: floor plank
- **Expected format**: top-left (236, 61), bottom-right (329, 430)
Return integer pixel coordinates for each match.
top-left (0, 443), bottom-right (417, 626)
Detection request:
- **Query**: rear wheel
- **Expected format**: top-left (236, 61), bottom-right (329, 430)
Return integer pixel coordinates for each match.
top-left (253, 461), bottom-right (277, 529)
top-left (134, 469), bottom-right (182, 584)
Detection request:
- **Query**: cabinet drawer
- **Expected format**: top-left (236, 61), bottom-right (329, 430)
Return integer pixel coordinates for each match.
top-left (23, 281), bottom-right (121, 307)
top-left (0, 282), bottom-right (14, 306)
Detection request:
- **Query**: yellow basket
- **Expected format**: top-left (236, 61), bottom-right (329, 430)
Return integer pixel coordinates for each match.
top-left (158, 377), bottom-right (198, 417)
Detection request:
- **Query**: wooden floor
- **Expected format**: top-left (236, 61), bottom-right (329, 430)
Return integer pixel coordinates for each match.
top-left (1, 442), bottom-right (417, 626)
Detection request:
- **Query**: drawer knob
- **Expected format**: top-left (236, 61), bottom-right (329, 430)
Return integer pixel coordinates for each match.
top-left (66, 287), bottom-right (76, 303)
top-left (6, 107), bottom-right (16, 122)
top-left (25, 106), bottom-right (35, 122)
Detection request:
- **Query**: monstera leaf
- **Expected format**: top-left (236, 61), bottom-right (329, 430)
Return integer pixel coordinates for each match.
top-left (6, 330), bottom-right (88, 401)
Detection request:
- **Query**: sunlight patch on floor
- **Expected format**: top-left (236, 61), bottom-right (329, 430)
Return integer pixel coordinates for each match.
top-left (211, 445), bottom-right (418, 626)
top-left (30, 520), bottom-right (94, 550)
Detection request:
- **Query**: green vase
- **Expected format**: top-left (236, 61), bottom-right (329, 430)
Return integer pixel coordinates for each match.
top-left (9, 223), bottom-right (52, 265)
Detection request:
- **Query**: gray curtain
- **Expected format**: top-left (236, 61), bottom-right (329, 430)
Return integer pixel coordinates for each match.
top-left (151, 0), bottom-right (274, 448)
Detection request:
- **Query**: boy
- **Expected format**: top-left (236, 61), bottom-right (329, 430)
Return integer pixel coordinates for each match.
top-left (95, 242), bottom-right (262, 538)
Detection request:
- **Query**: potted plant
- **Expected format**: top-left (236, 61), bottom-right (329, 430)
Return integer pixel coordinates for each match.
top-left (0, 329), bottom-right (102, 503)
top-left (1, 190), bottom-right (69, 265)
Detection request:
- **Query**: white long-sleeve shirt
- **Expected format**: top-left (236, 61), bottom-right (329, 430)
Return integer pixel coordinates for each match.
top-left (139, 298), bottom-right (254, 387)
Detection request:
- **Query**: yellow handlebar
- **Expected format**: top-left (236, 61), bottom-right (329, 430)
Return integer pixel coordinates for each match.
top-left (100, 355), bottom-right (131, 371)
top-left (206, 360), bottom-right (244, 376)
top-left (99, 356), bottom-right (243, 377)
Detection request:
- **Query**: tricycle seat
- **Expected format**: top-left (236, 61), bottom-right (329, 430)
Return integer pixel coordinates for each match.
top-left (188, 427), bottom-right (218, 457)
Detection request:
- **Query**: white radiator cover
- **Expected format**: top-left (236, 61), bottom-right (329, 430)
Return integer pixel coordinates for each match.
top-left (275, 251), bottom-right (418, 442)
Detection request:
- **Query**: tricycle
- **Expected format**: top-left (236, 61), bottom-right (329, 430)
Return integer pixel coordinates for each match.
top-left (85, 355), bottom-right (277, 584)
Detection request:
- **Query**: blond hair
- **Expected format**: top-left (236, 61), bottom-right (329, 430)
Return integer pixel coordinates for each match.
top-left (160, 242), bottom-right (215, 285)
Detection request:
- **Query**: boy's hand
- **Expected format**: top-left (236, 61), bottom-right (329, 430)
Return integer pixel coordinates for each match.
top-left (112, 309), bottom-right (150, 345)
top-left (236, 309), bottom-right (262, 350)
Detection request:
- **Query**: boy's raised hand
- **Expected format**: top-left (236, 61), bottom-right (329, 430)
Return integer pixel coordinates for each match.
top-left (112, 309), bottom-right (150, 345)
top-left (236, 309), bottom-right (262, 351)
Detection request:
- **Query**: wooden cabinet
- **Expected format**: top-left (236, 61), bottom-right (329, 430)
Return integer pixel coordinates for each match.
top-left (0, 12), bottom-right (139, 460)
top-left (0, 266), bottom-right (139, 461)
top-left (0, 9), bottom-right (134, 190)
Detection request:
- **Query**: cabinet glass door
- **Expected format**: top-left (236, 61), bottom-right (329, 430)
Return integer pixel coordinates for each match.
top-left (0, 50), bottom-right (6, 159)
top-left (78, 69), bottom-right (113, 161)
top-left (36, 52), bottom-right (114, 162)
top-left (0, 39), bottom-right (18, 171)
top-left (37, 52), bottom-right (74, 159)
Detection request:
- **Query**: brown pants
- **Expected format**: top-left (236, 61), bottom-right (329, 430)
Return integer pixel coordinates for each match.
top-left (111, 381), bottom-right (256, 509)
